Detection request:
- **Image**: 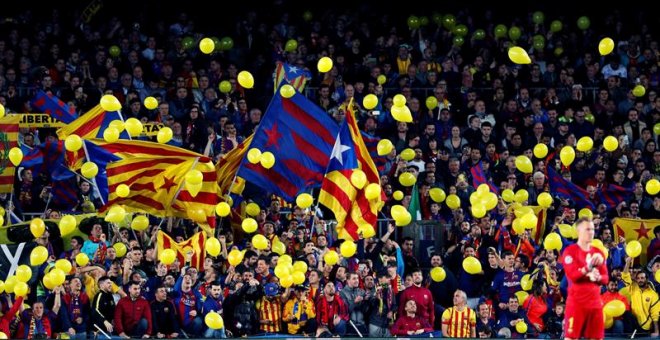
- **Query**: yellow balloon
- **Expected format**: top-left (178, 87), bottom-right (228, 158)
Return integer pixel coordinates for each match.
top-left (50, 268), bottom-right (66, 286)
top-left (655, 269), bottom-right (660, 283)
top-left (75, 253), bottom-right (90, 267)
top-left (100, 94), bottom-right (122, 111)
top-left (246, 203), bottom-right (260, 216)
top-left (472, 205), bottom-right (486, 218)
top-left (398, 172), bottom-right (416, 187)
top-left (199, 38), bottom-right (215, 54)
top-left (160, 249), bottom-right (177, 265)
top-left (426, 96), bottom-right (438, 110)
top-left (280, 275), bottom-right (294, 288)
top-left (377, 139), bottom-right (393, 156)
top-left (360, 224), bottom-right (376, 238)
top-left (645, 179), bottom-right (660, 195)
top-left (237, 71), bottom-right (254, 89)
top-left (508, 46), bottom-right (531, 64)
top-left (603, 136), bottom-right (619, 152)
top-left (113, 242), bottom-right (127, 257)
top-left (446, 194), bottom-right (461, 210)
top-left (537, 192), bottom-right (553, 208)
top-left (512, 219), bottom-right (525, 235)
top-left (400, 148), bottom-right (415, 161)
top-left (206, 237), bottom-right (221, 257)
top-left (576, 136), bottom-right (593, 152)
top-left (351, 170), bottom-right (367, 189)
top-left (396, 211), bottom-right (412, 227)
top-left (65, 135), bottom-right (83, 151)
top-left (59, 215), bottom-right (77, 236)
top-left (391, 105), bottom-right (413, 122)
top-left (520, 213), bottom-right (538, 229)
top-left (116, 184), bottom-right (130, 198)
top-left (604, 299), bottom-right (625, 317)
top-left (598, 37), bottom-right (615, 56)
top-left (515, 155), bottom-right (533, 174)
top-left (42, 273), bottom-right (57, 290)
top-left (292, 271), bottom-right (306, 285)
top-left (377, 75), bottom-right (387, 85)
top-left (296, 193), bottom-right (314, 208)
top-left (30, 218), bottom-right (46, 238)
top-left (391, 205), bottom-right (407, 220)
top-left (185, 170), bottom-right (203, 185)
top-left (247, 148), bottom-right (263, 164)
top-left (8, 147), bottom-right (23, 166)
top-left (501, 189), bottom-right (515, 203)
top-left (131, 215), bottom-right (150, 231)
top-left (364, 183), bottom-right (381, 200)
top-left (105, 205), bottom-right (126, 223)
top-left (533, 143), bottom-right (548, 159)
top-left (625, 240), bottom-right (642, 258)
top-left (157, 127), bottom-right (173, 144)
top-left (279, 254), bottom-right (293, 265)
top-left (484, 192), bottom-right (499, 211)
top-left (280, 84), bottom-right (296, 98)
top-left (430, 267), bottom-right (446, 282)
top-left (317, 57), bottom-right (333, 73)
top-left (324, 250), bottom-right (339, 265)
top-left (560, 146), bottom-right (575, 166)
top-left (0, 332), bottom-right (6, 340)
top-left (515, 189), bottom-right (529, 203)
top-left (605, 316), bottom-right (613, 329)
top-left (81, 162), bottom-right (99, 178)
top-left (15, 265), bottom-right (32, 282)
top-left (260, 151), bottom-right (275, 169)
top-left (363, 94), bottom-right (378, 110)
top-left (14, 281), bottom-right (28, 297)
top-left (144, 96), bottom-right (158, 110)
top-left (109, 120), bottom-right (125, 132)
top-left (393, 94), bottom-right (407, 107)
top-left (215, 202), bottom-right (231, 217)
top-left (515, 290), bottom-right (529, 304)
top-left (56, 259), bottom-right (72, 274)
top-left (274, 264), bottom-right (291, 279)
top-left (103, 127), bottom-right (120, 142)
top-left (340, 240), bottom-right (357, 258)
top-left (187, 207), bottom-right (206, 223)
top-left (633, 85), bottom-right (645, 97)
top-left (125, 118), bottom-right (143, 137)
top-left (205, 311), bottom-right (224, 329)
top-left (293, 261), bottom-right (308, 273)
top-left (272, 240), bottom-right (286, 255)
top-left (544, 232), bottom-right (562, 251)
top-left (578, 208), bottom-right (593, 219)
top-left (393, 190), bottom-right (404, 201)
top-left (429, 188), bottom-right (446, 203)
top-left (520, 274), bottom-right (533, 291)
top-left (462, 256), bottom-right (482, 274)
top-left (515, 321), bottom-right (528, 334)
top-left (0, 103), bottom-right (4, 118)
top-left (228, 249), bottom-right (243, 266)
top-left (4, 276), bottom-right (16, 294)
top-left (252, 234), bottom-right (269, 250)
top-left (558, 224), bottom-right (573, 238)
top-left (242, 218), bottom-right (258, 233)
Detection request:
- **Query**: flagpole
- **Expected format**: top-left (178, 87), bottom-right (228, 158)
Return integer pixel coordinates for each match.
top-left (115, 110), bottom-right (132, 141)
top-left (81, 141), bottom-right (106, 206)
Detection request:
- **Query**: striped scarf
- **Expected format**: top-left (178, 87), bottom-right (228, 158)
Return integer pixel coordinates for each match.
top-left (27, 314), bottom-right (50, 339)
top-left (377, 286), bottom-right (393, 315)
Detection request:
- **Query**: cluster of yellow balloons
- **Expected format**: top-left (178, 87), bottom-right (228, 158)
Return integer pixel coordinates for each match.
top-left (391, 94), bottom-right (412, 123)
top-left (43, 268), bottom-right (66, 290)
top-left (275, 255), bottom-right (308, 288)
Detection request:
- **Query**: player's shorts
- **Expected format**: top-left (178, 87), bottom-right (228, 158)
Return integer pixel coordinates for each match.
top-left (564, 302), bottom-right (604, 339)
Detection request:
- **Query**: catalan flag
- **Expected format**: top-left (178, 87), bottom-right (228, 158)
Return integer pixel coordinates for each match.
top-left (0, 115), bottom-right (21, 193)
top-left (216, 134), bottom-right (253, 197)
top-left (90, 139), bottom-right (219, 235)
top-left (614, 218), bottom-right (658, 265)
top-left (157, 231), bottom-right (206, 270)
top-left (319, 99), bottom-right (383, 241)
top-left (32, 90), bottom-right (78, 124)
top-left (274, 61), bottom-right (312, 93)
top-left (56, 104), bottom-right (129, 140)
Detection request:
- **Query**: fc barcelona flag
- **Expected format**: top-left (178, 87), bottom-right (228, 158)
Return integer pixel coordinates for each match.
top-left (156, 231), bottom-right (206, 270)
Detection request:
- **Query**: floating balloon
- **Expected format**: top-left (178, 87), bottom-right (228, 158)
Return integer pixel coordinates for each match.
top-left (237, 71), bottom-right (254, 89)
top-left (55, 259), bottom-right (72, 274)
top-left (391, 105), bottom-right (413, 122)
top-left (625, 240), bottom-right (642, 258)
top-left (604, 300), bottom-right (625, 317)
top-left (515, 189), bottom-right (529, 204)
top-left (363, 94), bottom-right (378, 110)
top-left (515, 321), bottom-right (528, 334)
top-left (407, 15), bottom-right (420, 29)
top-left (81, 162), bottom-right (99, 178)
top-left (340, 240), bottom-right (357, 258)
top-left (550, 20), bottom-right (562, 33)
top-left (100, 94), bottom-right (122, 111)
top-left (279, 84), bottom-right (296, 98)
top-left (144, 96), bottom-right (158, 110)
top-left (157, 127), bottom-right (173, 144)
top-left (501, 189), bottom-right (515, 203)
top-left (646, 179), bottom-right (660, 195)
top-left (425, 96), bottom-right (438, 110)
top-left (508, 46), bottom-right (531, 64)
top-left (30, 218), bottom-right (46, 238)
top-left (365, 183), bottom-right (381, 200)
top-left (317, 57), bottom-right (333, 73)
top-left (246, 202), bottom-right (260, 216)
top-left (576, 136), bottom-right (594, 152)
top-left (377, 139), bottom-right (393, 156)
top-left (430, 188), bottom-right (446, 203)
top-left (508, 26), bottom-right (522, 41)
top-left (260, 152), bottom-right (275, 169)
top-left (462, 257), bottom-right (482, 274)
top-left (598, 37), bottom-right (615, 56)
top-left (399, 172), bottom-right (416, 187)
top-left (537, 192), bottom-right (553, 208)
top-left (296, 193), bottom-right (313, 208)
top-left (324, 250), bottom-right (339, 265)
top-left (272, 241), bottom-right (286, 255)
top-left (494, 24), bottom-right (508, 39)
top-left (14, 281), bottom-right (28, 297)
top-left (430, 267), bottom-right (446, 282)
top-left (59, 215), bottom-right (77, 236)
top-left (103, 127), bottom-right (120, 143)
top-left (75, 253), bottom-right (89, 267)
top-left (125, 118), bottom-right (143, 137)
top-left (160, 249), bottom-right (176, 265)
top-left (8, 147), bottom-right (23, 166)
top-left (351, 170), bottom-right (367, 189)
top-left (65, 135), bottom-right (83, 152)
top-left (199, 38), bottom-right (215, 54)
top-left (377, 75), bottom-right (387, 85)
top-left (131, 215), bottom-right (150, 231)
top-left (15, 265), bottom-right (32, 282)
top-left (30, 246), bottom-right (48, 266)
top-left (515, 155), bottom-right (533, 174)
top-left (284, 39), bottom-right (298, 52)
top-left (219, 80), bottom-right (231, 94)
top-left (578, 208), bottom-right (593, 220)
top-left (560, 146), bottom-right (575, 166)
top-left (105, 206), bottom-right (126, 223)
top-left (116, 184), bottom-right (130, 198)
top-left (113, 242), bottom-right (127, 257)
top-left (532, 11), bottom-right (545, 25)
top-left (472, 29), bottom-right (486, 40)
top-left (520, 274), bottom-right (533, 291)
top-left (215, 202), bottom-right (230, 217)
top-left (544, 232), bottom-right (562, 251)
top-left (400, 148), bottom-right (415, 161)
top-left (280, 275), bottom-right (294, 288)
top-left (577, 16), bottom-right (590, 30)
top-left (633, 85), bottom-right (646, 97)
top-left (242, 218), bottom-right (258, 233)
top-left (395, 211), bottom-right (412, 226)
top-left (446, 194), bottom-right (461, 210)
top-left (292, 271), bottom-right (305, 284)
top-left (392, 190), bottom-right (404, 201)
top-left (292, 261), bottom-right (308, 274)
top-left (228, 249), bottom-right (243, 266)
top-left (109, 45), bottom-right (121, 57)
top-left (252, 234), bottom-right (269, 250)
top-left (603, 136), bottom-right (619, 151)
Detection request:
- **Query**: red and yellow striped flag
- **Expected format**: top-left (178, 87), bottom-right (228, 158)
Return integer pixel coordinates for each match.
top-left (57, 104), bottom-right (128, 140)
top-left (157, 231), bottom-right (206, 270)
top-left (319, 99), bottom-right (383, 241)
top-left (0, 115), bottom-right (21, 193)
top-left (92, 139), bottom-right (219, 235)
top-left (216, 134), bottom-right (253, 196)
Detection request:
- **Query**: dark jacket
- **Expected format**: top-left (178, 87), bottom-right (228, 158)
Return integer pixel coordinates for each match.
top-left (90, 290), bottom-right (115, 332)
top-left (150, 299), bottom-right (181, 336)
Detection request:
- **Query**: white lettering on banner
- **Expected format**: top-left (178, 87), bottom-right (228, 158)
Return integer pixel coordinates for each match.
top-left (0, 242), bottom-right (26, 278)
top-left (426, 246), bottom-right (435, 259)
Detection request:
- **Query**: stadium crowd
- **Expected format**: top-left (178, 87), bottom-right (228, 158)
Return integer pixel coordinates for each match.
top-left (0, 2), bottom-right (660, 339)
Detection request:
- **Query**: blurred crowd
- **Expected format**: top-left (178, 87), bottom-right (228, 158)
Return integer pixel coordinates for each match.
top-left (0, 2), bottom-right (659, 339)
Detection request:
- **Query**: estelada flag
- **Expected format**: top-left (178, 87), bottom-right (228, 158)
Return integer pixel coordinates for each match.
top-left (0, 115), bottom-right (20, 193)
top-left (614, 217), bottom-right (658, 265)
top-left (156, 231), bottom-right (206, 270)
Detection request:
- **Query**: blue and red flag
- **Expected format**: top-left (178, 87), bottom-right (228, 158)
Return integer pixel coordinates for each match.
top-left (547, 167), bottom-right (595, 209)
top-left (470, 161), bottom-right (499, 194)
top-left (361, 133), bottom-right (386, 174)
top-left (20, 141), bottom-right (79, 208)
top-left (236, 86), bottom-right (339, 202)
top-left (31, 90), bottom-right (78, 124)
top-left (598, 183), bottom-right (634, 209)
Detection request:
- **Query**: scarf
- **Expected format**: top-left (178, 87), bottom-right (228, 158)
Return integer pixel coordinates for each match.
top-left (88, 236), bottom-right (107, 264)
top-left (397, 57), bottom-right (411, 75)
top-left (377, 286), bottom-right (393, 315)
top-left (27, 314), bottom-right (50, 339)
